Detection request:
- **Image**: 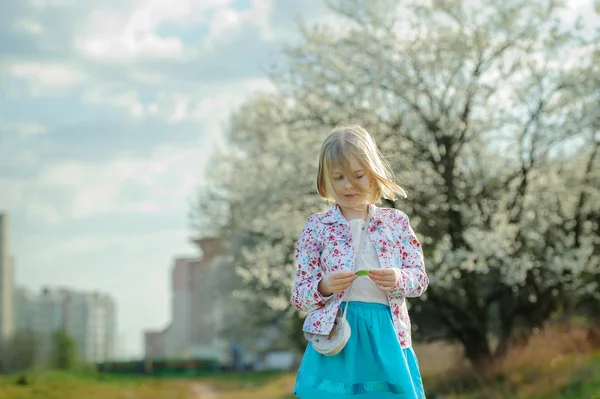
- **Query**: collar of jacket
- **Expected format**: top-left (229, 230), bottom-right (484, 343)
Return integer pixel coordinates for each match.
top-left (319, 203), bottom-right (382, 226)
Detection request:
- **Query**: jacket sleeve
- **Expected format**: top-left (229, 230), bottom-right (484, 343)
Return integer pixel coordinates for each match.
top-left (389, 211), bottom-right (429, 298)
top-left (291, 216), bottom-right (334, 312)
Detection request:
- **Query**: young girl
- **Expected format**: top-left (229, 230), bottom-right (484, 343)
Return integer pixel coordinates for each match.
top-left (291, 125), bottom-right (428, 399)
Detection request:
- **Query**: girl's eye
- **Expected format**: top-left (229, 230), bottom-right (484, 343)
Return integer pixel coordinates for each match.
top-left (356, 175), bottom-right (365, 179)
top-left (333, 176), bottom-right (343, 181)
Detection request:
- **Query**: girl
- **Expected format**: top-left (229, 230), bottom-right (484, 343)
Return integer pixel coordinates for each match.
top-left (291, 125), bottom-right (428, 399)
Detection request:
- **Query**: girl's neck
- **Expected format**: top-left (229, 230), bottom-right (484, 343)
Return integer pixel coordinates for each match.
top-left (339, 204), bottom-right (369, 221)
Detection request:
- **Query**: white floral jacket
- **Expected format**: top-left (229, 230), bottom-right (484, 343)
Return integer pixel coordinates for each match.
top-left (291, 204), bottom-right (429, 348)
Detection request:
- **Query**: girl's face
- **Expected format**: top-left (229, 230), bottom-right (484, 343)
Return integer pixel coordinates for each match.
top-left (330, 155), bottom-right (373, 210)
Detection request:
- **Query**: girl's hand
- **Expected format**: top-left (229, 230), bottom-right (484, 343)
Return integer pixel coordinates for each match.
top-left (369, 268), bottom-right (398, 292)
top-left (318, 270), bottom-right (358, 296)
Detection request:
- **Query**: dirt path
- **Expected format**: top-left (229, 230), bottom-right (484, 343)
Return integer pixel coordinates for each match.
top-left (190, 382), bottom-right (218, 399)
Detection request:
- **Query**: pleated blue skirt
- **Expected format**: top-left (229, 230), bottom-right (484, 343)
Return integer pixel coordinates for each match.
top-left (294, 301), bottom-right (426, 399)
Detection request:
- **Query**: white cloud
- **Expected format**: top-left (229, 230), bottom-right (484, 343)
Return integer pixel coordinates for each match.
top-left (192, 78), bottom-right (275, 120)
top-left (75, 0), bottom-right (236, 61)
top-left (0, 178), bottom-right (27, 211)
top-left (37, 161), bottom-right (87, 187)
top-left (77, 9), bottom-right (185, 61)
top-left (166, 94), bottom-right (191, 123)
top-left (80, 77), bottom-right (274, 122)
top-left (0, 122), bottom-right (48, 137)
top-left (30, 0), bottom-right (77, 7)
top-left (9, 62), bottom-right (86, 89)
top-left (0, 0), bottom-right (323, 122)
top-left (212, 7), bottom-right (241, 29)
top-left (34, 146), bottom-right (207, 220)
top-left (72, 186), bottom-right (122, 219)
top-left (25, 200), bottom-right (62, 226)
top-left (203, 0), bottom-right (273, 48)
top-left (82, 87), bottom-right (145, 118)
top-left (43, 228), bottom-right (193, 259)
top-left (0, 142), bottom-right (211, 232)
top-left (13, 19), bottom-right (45, 35)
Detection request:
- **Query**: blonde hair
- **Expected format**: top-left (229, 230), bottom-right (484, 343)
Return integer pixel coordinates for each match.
top-left (317, 124), bottom-right (407, 204)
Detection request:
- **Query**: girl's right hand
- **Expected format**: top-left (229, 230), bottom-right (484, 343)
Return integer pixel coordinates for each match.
top-left (318, 270), bottom-right (358, 296)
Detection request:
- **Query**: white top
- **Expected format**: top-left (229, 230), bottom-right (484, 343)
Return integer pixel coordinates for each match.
top-left (342, 218), bottom-right (389, 305)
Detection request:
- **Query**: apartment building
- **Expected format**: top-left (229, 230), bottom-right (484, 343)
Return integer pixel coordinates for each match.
top-left (17, 287), bottom-right (117, 363)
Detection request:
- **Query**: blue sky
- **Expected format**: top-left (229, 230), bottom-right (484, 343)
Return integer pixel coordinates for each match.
top-left (0, 0), bottom-right (332, 359)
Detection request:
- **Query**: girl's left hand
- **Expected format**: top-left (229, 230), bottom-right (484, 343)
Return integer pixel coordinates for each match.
top-left (369, 268), bottom-right (398, 292)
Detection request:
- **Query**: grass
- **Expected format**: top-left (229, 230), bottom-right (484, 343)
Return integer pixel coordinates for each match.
top-left (200, 373), bottom-right (297, 399)
top-left (432, 351), bottom-right (600, 399)
top-left (200, 321), bottom-right (600, 399)
top-left (1, 321), bottom-right (599, 399)
top-left (421, 321), bottom-right (600, 399)
top-left (0, 369), bottom-right (294, 399)
top-left (0, 370), bottom-right (193, 399)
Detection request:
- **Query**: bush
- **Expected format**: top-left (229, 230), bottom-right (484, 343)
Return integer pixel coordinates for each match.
top-left (51, 331), bottom-right (79, 371)
top-left (1, 330), bottom-right (39, 373)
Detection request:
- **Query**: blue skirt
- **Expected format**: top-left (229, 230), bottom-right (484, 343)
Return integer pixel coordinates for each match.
top-left (294, 301), bottom-right (426, 399)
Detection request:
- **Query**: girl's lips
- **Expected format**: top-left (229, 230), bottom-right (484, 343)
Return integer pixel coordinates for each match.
top-left (345, 194), bottom-right (356, 198)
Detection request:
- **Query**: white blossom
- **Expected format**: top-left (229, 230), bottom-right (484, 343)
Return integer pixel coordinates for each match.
top-left (192, 0), bottom-right (600, 361)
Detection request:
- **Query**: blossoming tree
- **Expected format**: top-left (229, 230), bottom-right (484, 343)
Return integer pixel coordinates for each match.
top-left (192, 0), bottom-right (599, 367)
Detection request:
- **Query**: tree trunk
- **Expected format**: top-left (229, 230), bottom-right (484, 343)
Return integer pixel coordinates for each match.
top-left (459, 329), bottom-right (494, 373)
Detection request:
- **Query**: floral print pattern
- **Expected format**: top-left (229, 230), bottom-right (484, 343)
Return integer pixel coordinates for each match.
top-left (291, 204), bottom-right (429, 348)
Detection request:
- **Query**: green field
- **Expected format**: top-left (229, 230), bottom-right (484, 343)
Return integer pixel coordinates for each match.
top-left (1, 352), bottom-right (598, 399)
top-left (0, 371), bottom-right (194, 399)
top-left (2, 323), bottom-right (600, 399)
